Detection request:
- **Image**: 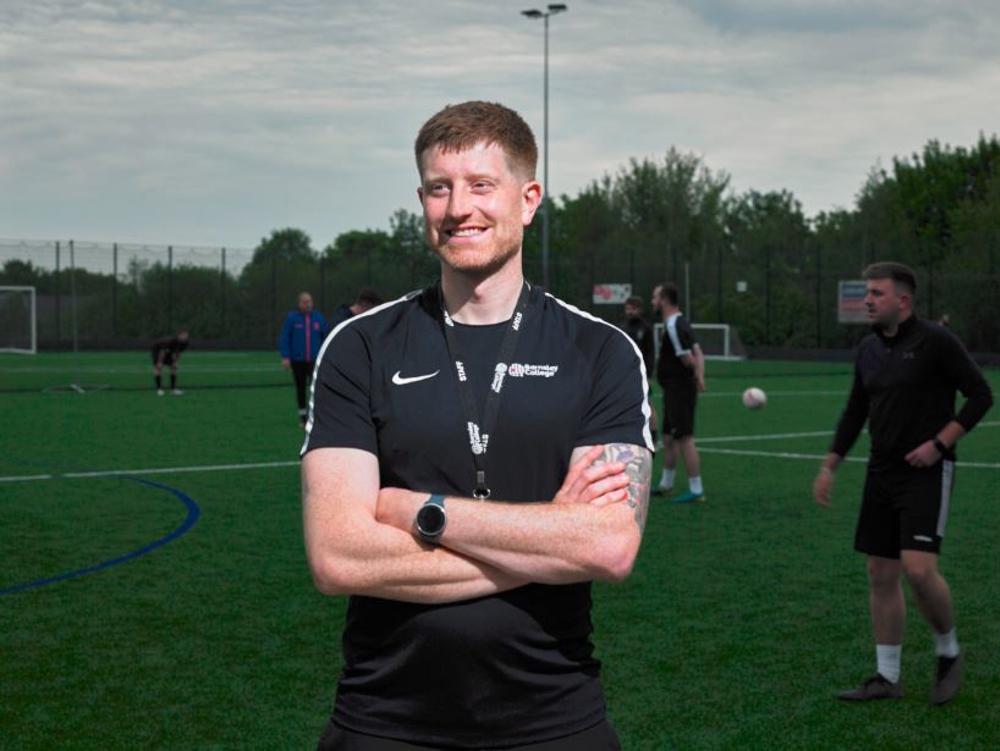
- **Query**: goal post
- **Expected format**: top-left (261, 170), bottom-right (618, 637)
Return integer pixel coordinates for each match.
top-left (653, 322), bottom-right (746, 362)
top-left (0, 286), bottom-right (38, 354)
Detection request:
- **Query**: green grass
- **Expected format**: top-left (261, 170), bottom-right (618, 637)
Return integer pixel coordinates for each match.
top-left (2, 352), bottom-right (998, 749)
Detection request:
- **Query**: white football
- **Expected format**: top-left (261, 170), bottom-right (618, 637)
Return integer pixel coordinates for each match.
top-left (742, 387), bottom-right (767, 410)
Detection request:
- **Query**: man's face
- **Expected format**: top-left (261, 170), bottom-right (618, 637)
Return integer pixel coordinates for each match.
top-left (624, 303), bottom-right (641, 319)
top-left (418, 142), bottom-right (541, 279)
top-left (864, 277), bottom-right (907, 328)
top-left (298, 294), bottom-right (313, 313)
top-left (651, 286), bottom-right (665, 314)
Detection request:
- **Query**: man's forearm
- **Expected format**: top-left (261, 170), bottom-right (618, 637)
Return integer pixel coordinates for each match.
top-left (437, 498), bottom-right (640, 584)
top-left (935, 420), bottom-right (967, 450)
top-left (379, 444), bottom-right (652, 584)
top-left (303, 449), bottom-right (529, 605)
top-left (308, 516), bottom-right (528, 604)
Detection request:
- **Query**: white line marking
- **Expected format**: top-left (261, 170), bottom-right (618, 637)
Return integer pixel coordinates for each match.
top-left (700, 431), bottom-right (833, 443)
top-left (698, 422), bottom-right (999, 445)
top-left (0, 365), bottom-right (281, 375)
top-left (0, 460), bottom-right (300, 484)
top-left (699, 447), bottom-right (1000, 470)
top-left (2, 424), bottom-right (995, 484)
top-left (700, 390), bottom-right (846, 398)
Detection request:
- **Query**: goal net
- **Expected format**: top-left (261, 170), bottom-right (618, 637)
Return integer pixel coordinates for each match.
top-left (0, 286), bottom-right (37, 354)
top-left (653, 322), bottom-right (746, 362)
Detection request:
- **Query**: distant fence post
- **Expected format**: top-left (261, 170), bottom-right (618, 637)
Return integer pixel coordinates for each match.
top-left (271, 251), bottom-right (278, 338)
top-left (221, 247), bottom-right (227, 336)
top-left (112, 242), bottom-right (118, 336)
top-left (55, 240), bottom-right (61, 344)
top-left (319, 258), bottom-right (326, 313)
top-left (814, 237), bottom-right (822, 346)
top-left (167, 245), bottom-right (174, 331)
top-left (764, 244), bottom-right (771, 344)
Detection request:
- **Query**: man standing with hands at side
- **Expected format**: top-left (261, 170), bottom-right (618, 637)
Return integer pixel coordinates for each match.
top-left (280, 291), bottom-right (328, 429)
top-left (652, 282), bottom-right (706, 502)
top-left (302, 101), bottom-right (652, 749)
top-left (814, 262), bottom-right (992, 705)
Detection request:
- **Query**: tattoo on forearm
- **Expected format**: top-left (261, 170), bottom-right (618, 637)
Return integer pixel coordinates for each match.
top-left (602, 443), bottom-right (652, 532)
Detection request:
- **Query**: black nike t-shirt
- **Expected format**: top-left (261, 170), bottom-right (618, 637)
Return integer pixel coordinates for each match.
top-left (302, 283), bottom-right (651, 747)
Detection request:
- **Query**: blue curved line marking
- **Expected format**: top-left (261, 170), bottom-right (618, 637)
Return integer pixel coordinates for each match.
top-left (0, 475), bottom-right (200, 596)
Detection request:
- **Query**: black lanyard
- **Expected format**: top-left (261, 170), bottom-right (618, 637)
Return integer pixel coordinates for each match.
top-left (439, 281), bottom-right (530, 499)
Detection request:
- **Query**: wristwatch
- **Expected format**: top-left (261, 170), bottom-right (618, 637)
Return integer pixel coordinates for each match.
top-left (415, 494), bottom-right (447, 545)
top-left (933, 437), bottom-right (949, 454)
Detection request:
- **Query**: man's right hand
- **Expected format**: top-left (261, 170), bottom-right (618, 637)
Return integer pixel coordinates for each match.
top-left (281, 357), bottom-right (290, 369)
top-left (552, 445), bottom-right (629, 506)
top-left (812, 467), bottom-right (835, 508)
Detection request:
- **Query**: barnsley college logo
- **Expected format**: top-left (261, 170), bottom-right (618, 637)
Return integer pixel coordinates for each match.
top-left (507, 363), bottom-right (559, 378)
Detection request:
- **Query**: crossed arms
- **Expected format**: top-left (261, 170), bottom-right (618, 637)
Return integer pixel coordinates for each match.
top-left (302, 443), bottom-right (652, 605)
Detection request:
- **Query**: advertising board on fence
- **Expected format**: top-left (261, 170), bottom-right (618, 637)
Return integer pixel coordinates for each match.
top-left (592, 283), bottom-right (632, 305)
top-left (838, 280), bottom-right (868, 323)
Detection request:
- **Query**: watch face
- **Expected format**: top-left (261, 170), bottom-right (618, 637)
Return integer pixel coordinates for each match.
top-left (416, 503), bottom-right (446, 537)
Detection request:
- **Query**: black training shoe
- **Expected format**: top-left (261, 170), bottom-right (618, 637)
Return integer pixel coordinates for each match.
top-left (931, 652), bottom-right (963, 705)
top-left (837, 674), bottom-right (904, 701)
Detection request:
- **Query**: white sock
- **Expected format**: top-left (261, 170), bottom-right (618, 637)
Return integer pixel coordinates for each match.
top-left (934, 628), bottom-right (960, 658)
top-left (876, 644), bottom-right (902, 683)
top-left (659, 469), bottom-right (675, 489)
top-left (689, 476), bottom-right (703, 495)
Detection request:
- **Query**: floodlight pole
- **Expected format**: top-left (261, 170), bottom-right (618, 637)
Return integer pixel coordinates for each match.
top-left (522, 4), bottom-right (567, 290)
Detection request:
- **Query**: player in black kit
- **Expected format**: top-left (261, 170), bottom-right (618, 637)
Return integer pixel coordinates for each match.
top-left (301, 101), bottom-right (653, 750)
top-left (151, 330), bottom-right (189, 395)
top-left (813, 262), bottom-right (993, 705)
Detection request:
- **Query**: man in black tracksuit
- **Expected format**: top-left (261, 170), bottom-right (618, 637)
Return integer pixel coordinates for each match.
top-left (813, 262), bottom-right (993, 705)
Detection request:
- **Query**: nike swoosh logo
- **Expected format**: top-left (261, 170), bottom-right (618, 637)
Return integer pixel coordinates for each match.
top-left (392, 370), bottom-right (440, 385)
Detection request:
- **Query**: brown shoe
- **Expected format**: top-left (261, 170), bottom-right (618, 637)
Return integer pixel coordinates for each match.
top-left (837, 674), bottom-right (904, 701)
top-left (931, 652), bottom-right (963, 705)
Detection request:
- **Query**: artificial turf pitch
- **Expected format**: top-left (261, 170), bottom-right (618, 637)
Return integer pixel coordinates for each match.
top-left (2, 352), bottom-right (998, 749)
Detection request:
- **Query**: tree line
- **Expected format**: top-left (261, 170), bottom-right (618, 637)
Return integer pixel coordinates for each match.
top-left (3, 134), bottom-right (998, 351)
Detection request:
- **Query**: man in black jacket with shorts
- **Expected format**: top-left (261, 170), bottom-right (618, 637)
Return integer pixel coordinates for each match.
top-left (813, 262), bottom-right (993, 705)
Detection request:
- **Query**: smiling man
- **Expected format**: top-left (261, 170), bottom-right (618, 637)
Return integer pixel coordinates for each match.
top-left (301, 101), bottom-right (653, 750)
top-left (813, 262), bottom-right (993, 706)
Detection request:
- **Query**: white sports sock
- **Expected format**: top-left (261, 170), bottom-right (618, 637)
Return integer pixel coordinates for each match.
top-left (659, 469), bottom-right (675, 489)
top-left (876, 644), bottom-right (902, 683)
top-left (934, 628), bottom-right (960, 658)
top-left (689, 476), bottom-right (703, 495)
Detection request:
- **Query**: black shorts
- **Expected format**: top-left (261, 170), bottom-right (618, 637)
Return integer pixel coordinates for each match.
top-left (317, 719), bottom-right (620, 751)
top-left (151, 349), bottom-right (176, 367)
top-left (854, 460), bottom-right (955, 558)
top-left (660, 378), bottom-right (697, 439)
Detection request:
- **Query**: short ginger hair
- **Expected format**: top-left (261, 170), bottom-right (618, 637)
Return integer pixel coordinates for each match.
top-left (414, 100), bottom-right (538, 181)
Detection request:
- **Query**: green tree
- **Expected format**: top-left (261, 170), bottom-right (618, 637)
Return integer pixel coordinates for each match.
top-left (237, 228), bottom-right (319, 343)
top-left (726, 190), bottom-right (810, 346)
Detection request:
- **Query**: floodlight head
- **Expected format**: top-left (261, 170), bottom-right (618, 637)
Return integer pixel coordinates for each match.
top-left (548, 3), bottom-right (568, 13)
top-left (522, 9), bottom-right (543, 18)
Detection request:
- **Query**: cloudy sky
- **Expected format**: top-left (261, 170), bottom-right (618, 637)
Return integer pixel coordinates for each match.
top-left (2, 0), bottom-right (998, 252)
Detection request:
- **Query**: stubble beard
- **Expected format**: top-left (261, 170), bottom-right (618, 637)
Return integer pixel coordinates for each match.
top-left (435, 235), bottom-right (522, 281)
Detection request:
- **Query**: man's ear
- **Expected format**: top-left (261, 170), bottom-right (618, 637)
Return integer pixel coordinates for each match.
top-left (521, 180), bottom-right (543, 225)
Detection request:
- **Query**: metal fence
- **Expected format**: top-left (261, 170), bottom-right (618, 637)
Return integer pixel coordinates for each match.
top-left (2, 238), bottom-right (998, 354)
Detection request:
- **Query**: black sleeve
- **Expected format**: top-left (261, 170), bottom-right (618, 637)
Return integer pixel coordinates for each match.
top-left (577, 329), bottom-right (653, 451)
top-left (938, 330), bottom-right (994, 432)
top-left (301, 326), bottom-right (378, 457)
top-left (829, 360), bottom-right (869, 457)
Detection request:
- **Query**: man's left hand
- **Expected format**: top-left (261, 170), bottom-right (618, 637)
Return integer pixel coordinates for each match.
top-left (905, 440), bottom-right (941, 468)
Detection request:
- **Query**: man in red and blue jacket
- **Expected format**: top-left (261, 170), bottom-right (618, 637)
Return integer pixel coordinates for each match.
top-left (280, 291), bottom-right (329, 428)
